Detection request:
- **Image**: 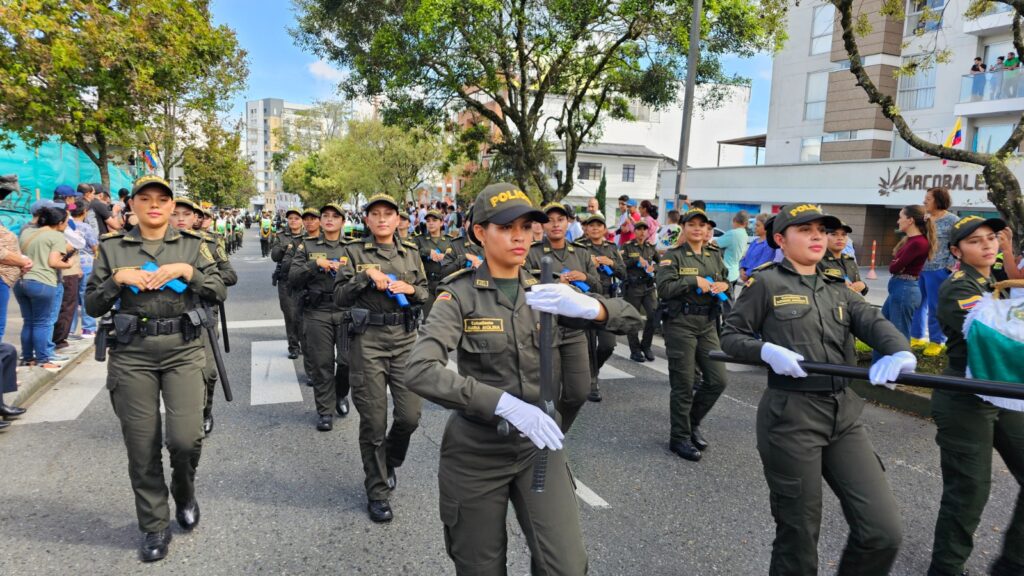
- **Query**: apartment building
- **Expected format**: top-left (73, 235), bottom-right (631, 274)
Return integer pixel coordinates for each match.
top-left (245, 98), bottom-right (320, 212)
top-left (688, 0), bottom-right (1012, 261)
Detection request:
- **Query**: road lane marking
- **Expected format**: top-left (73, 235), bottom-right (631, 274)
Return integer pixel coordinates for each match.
top-left (14, 359), bottom-right (106, 425)
top-left (598, 364), bottom-right (633, 380)
top-left (251, 340), bottom-right (304, 405)
top-left (226, 319), bottom-right (286, 330)
top-left (574, 479), bottom-right (610, 508)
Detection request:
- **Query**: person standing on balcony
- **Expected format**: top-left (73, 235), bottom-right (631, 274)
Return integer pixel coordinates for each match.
top-left (970, 57), bottom-right (987, 101)
top-left (1004, 52), bottom-right (1019, 98)
top-left (990, 56), bottom-right (1005, 99)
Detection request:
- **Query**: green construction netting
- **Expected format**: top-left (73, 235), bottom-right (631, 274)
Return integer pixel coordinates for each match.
top-left (0, 132), bottom-right (133, 233)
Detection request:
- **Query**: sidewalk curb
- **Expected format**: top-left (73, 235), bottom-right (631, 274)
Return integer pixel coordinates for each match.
top-left (850, 379), bottom-right (932, 419)
top-left (10, 343), bottom-right (94, 408)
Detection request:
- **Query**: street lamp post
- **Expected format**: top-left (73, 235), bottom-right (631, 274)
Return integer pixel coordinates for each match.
top-left (674, 0), bottom-right (702, 210)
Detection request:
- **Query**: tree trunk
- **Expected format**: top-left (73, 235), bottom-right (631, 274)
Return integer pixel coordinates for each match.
top-left (983, 161), bottom-right (1024, 244)
top-left (97, 133), bottom-right (111, 192)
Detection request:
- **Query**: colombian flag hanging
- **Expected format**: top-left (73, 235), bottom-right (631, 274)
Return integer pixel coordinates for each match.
top-left (941, 117), bottom-right (962, 165)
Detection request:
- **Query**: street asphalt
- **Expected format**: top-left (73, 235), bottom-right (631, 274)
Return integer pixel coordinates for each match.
top-left (0, 228), bottom-right (1017, 575)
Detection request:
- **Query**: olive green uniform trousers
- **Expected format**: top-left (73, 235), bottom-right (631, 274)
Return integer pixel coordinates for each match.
top-left (108, 333), bottom-right (206, 533)
top-left (625, 287), bottom-right (657, 355)
top-left (304, 307), bottom-right (350, 416)
top-left (757, 388), bottom-right (902, 576)
top-left (279, 282), bottom-right (301, 354)
top-left (664, 314), bottom-right (726, 443)
top-left (349, 325), bottom-right (422, 500)
top-left (929, 390), bottom-right (1024, 576)
top-left (439, 414), bottom-right (587, 575)
top-left (557, 328), bottom-right (591, 433)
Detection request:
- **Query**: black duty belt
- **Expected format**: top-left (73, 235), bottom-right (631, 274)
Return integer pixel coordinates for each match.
top-left (681, 303), bottom-right (716, 316)
top-left (768, 373), bottom-right (847, 395)
top-left (367, 312), bottom-right (406, 326)
top-left (138, 317), bottom-right (185, 336)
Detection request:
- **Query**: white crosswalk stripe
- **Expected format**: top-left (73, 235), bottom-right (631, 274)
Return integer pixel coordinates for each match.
top-left (251, 340), bottom-right (303, 405)
top-left (13, 358), bottom-right (107, 425)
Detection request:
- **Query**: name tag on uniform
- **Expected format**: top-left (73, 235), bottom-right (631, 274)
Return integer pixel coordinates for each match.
top-left (357, 263), bottom-right (381, 272)
top-left (463, 318), bottom-right (503, 333)
top-left (823, 268), bottom-right (844, 279)
top-left (679, 267), bottom-right (699, 275)
top-left (309, 252), bottom-right (327, 260)
top-left (773, 295), bottom-right (809, 307)
top-left (628, 252), bottom-right (640, 257)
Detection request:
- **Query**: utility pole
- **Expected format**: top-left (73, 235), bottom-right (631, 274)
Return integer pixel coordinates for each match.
top-left (674, 0), bottom-right (702, 210)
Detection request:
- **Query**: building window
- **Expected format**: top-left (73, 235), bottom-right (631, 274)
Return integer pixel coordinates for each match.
top-left (906, 0), bottom-right (945, 35)
top-left (628, 101), bottom-right (661, 123)
top-left (578, 162), bottom-right (603, 180)
top-left (799, 137), bottom-right (821, 163)
top-left (822, 130), bottom-right (858, 142)
top-left (810, 4), bottom-right (835, 55)
top-left (804, 71), bottom-right (829, 120)
top-left (896, 57), bottom-right (936, 110)
top-left (973, 124), bottom-right (1015, 153)
top-left (622, 164), bottom-right (636, 182)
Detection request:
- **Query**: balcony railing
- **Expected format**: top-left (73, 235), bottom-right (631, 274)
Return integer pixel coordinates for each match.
top-left (959, 68), bottom-right (1024, 103)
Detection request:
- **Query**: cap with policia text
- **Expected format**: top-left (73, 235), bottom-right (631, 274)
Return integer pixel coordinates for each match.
top-left (767, 204), bottom-right (842, 249)
top-left (363, 193), bottom-right (399, 213)
top-left (948, 215), bottom-right (1006, 247)
top-left (472, 183), bottom-right (548, 226)
top-left (302, 208), bottom-right (320, 218)
top-left (320, 202), bottom-right (346, 217)
top-left (131, 175), bottom-right (173, 198)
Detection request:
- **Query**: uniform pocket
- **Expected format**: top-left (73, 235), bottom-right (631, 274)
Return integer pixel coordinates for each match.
top-left (106, 374), bottom-right (120, 392)
top-left (439, 495), bottom-right (460, 557)
top-left (772, 305), bottom-right (812, 321)
top-left (458, 333), bottom-right (507, 354)
top-left (766, 470), bottom-right (802, 498)
top-left (833, 305), bottom-right (850, 326)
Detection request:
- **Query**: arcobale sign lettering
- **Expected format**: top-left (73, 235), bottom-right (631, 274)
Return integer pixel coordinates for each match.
top-left (877, 166), bottom-right (986, 196)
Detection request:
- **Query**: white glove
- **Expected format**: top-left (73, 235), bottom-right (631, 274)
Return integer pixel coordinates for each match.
top-left (869, 350), bottom-right (917, 389)
top-left (760, 342), bottom-right (808, 378)
top-left (494, 392), bottom-right (564, 450)
top-left (525, 283), bottom-right (601, 320)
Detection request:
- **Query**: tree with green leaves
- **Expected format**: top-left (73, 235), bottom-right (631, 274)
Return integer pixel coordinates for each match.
top-left (181, 116), bottom-right (254, 208)
top-left (596, 169), bottom-right (608, 216)
top-left (292, 0), bottom-right (787, 203)
top-left (0, 0), bottom-right (247, 191)
top-left (833, 0), bottom-right (1024, 238)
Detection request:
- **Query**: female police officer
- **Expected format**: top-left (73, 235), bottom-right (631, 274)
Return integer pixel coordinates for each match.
top-left (405, 183), bottom-right (640, 574)
top-left (334, 193), bottom-right (428, 523)
top-left (928, 215), bottom-right (1024, 576)
top-left (85, 175), bottom-right (225, 562)
top-left (721, 204), bottom-right (914, 576)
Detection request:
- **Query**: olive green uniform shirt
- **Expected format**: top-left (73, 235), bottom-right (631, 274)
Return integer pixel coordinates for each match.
top-left (937, 264), bottom-right (993, 377)
top-left (414, 233), bottom-right (459, 286)
top-left (655, 243), bottom-right (728, 309)
top-left (621, 239), bottom-right (659, 293)
top-left (819, 252), bottom-right (867, 296)
top-left (525, 239), bottom-right (600, 292)
top-left (577, 238), bottom-right (625, 297)
top-left (334, 237), bottom-right (429, 312)
top-left (288, 234), bottom-right (350, 309)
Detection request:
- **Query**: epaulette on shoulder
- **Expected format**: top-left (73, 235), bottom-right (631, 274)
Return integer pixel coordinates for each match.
top-left (531, 240), bottom-right (544, 247)
top-left (842, 253), bottom-right (856, 260)
top-left (402, 239), bottom-right (418, 249)
top-left (572, 240), bottom-right (590, 249)
top-left (706, 243), bottom-right (721, 252)
top-left (753, 261), bottom-right (776, 272)
top-left (100, 230), bottom-right (124, 241)
top-left (179, 229), bottom-right (203, 239)
top-left (950, 270), bottom-right (966, 281)
top-left (822, 268), bottom-right (846, 282)
top-left (440, 267), bottom-right (473, 285)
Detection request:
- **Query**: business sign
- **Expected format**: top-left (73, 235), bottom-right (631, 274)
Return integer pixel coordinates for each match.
top-left (878, 165), bottom-right (986, 196)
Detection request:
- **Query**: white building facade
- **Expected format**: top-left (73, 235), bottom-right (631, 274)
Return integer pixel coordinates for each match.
top-left (687, 0), bottom-right (1014, 262)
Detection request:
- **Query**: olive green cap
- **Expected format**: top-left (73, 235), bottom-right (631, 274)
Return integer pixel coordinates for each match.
top-left (425, 209), bottom-right (443, 220)
top-left (471, 183), bottom-right (547, 226)
top-left (680, 208), bottom-right (711, 225)
top-left (131, 175), bottom-right (173, 198)
top-left (542, 202), bottom-right (570, 217)
top-left (827, 220), bottom-right (854, 234)
top-left (301, 208), bottom-right (320, 218)
top-left (767, 204), bottom-right (841, 249)
top-left (174, 197), bottom-right (199, 212)
top-left (284, 207), bottom-right (302, 218)
top-left (320, 202), bottom-right (346, 217)
top-left (363, 193), bottom-right (399, 213)
top-left (948, 215), bottom-right (1006, 247)
top-left (581, 212), bottom-right (606, 225)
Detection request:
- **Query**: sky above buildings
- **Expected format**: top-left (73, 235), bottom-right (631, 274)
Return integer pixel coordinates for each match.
top-left (211, 0), bottom-right (774, 136)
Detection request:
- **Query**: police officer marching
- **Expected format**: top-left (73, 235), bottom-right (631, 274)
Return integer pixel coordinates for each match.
top-left (294, 208), bottom-right (323, 383)
top-left (929, 215), bottom-right (1024, 576)
top-left (448, 207), bottom-right (484, 270)
top-left (655, 208), bottom-right (730, 462)
top-left (334, 193), bottom-right (428, 523)
top-left (405, 183), bottom-right (641, 574)
top-left (85, 176), bottom-right (226, 562)
top-left (414, 208), bottom-right (459, 317)
top-left (577, 212), bottom-right (626, 402)
top-left (273, 208), bottom-right (305, 359)
top-left (525, 202), bottom-right (601, 432)
top-left (819, 221), bottom-right (868, 296)
top-left (721, 203), bottom-right (914, 576)
top-left (287, 203), bottom-right (352, 431)
top-left (170, 198), bottom-right (237, 437)
top-left (621, 220), bottom-right (660, 363)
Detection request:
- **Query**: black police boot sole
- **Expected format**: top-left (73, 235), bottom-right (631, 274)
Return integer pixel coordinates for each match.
top-left (0, 404), bottom-right (27, 418)
top-left (336, 398), bottom-right (350, 418)
top-left (317, 416), bottom-right (333, 431)
top-left (368, 500), bottom-right (394, 523)
top-left (669, 441), bottom-right (702, 462)
top-left (175, 499), bottom-right (200, 531)
top-left (287, 352), bottom-right (299, 360)
top-left (386, 466), bottom-right (396, 490)
top-left (629, 352), bottom-right (645, 363)
top-left (139, 528), bottom-right (172, 563)
top-left (691, 428), bottom-right (709, 452)
top-left (587, 391), bottom-right (602, 402)
top-left (203, 415), bottom-right (214, 436)
top-left (643, 349), bottom-right (656, 362)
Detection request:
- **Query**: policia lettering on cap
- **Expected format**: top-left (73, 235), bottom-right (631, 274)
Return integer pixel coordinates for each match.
top-left (334, 193), bottom-right (428, 523)
top-left (405, 183), bottom-right (641, 574)
top-left (85, 175), bottom-right (227, 563)
top-left (721, 203), bottom-right (914, 575)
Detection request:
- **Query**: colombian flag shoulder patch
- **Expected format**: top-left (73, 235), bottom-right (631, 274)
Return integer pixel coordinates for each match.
top-left (958, 295), bottom-right (982, 310)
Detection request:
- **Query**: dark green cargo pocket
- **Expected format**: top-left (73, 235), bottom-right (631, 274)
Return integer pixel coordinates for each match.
top-left (106, 374), bottom-right (120, 391)
top-left (766, 471), bottom-right (803, 522)
top-left (833, 305), bottom-right (850, 326)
